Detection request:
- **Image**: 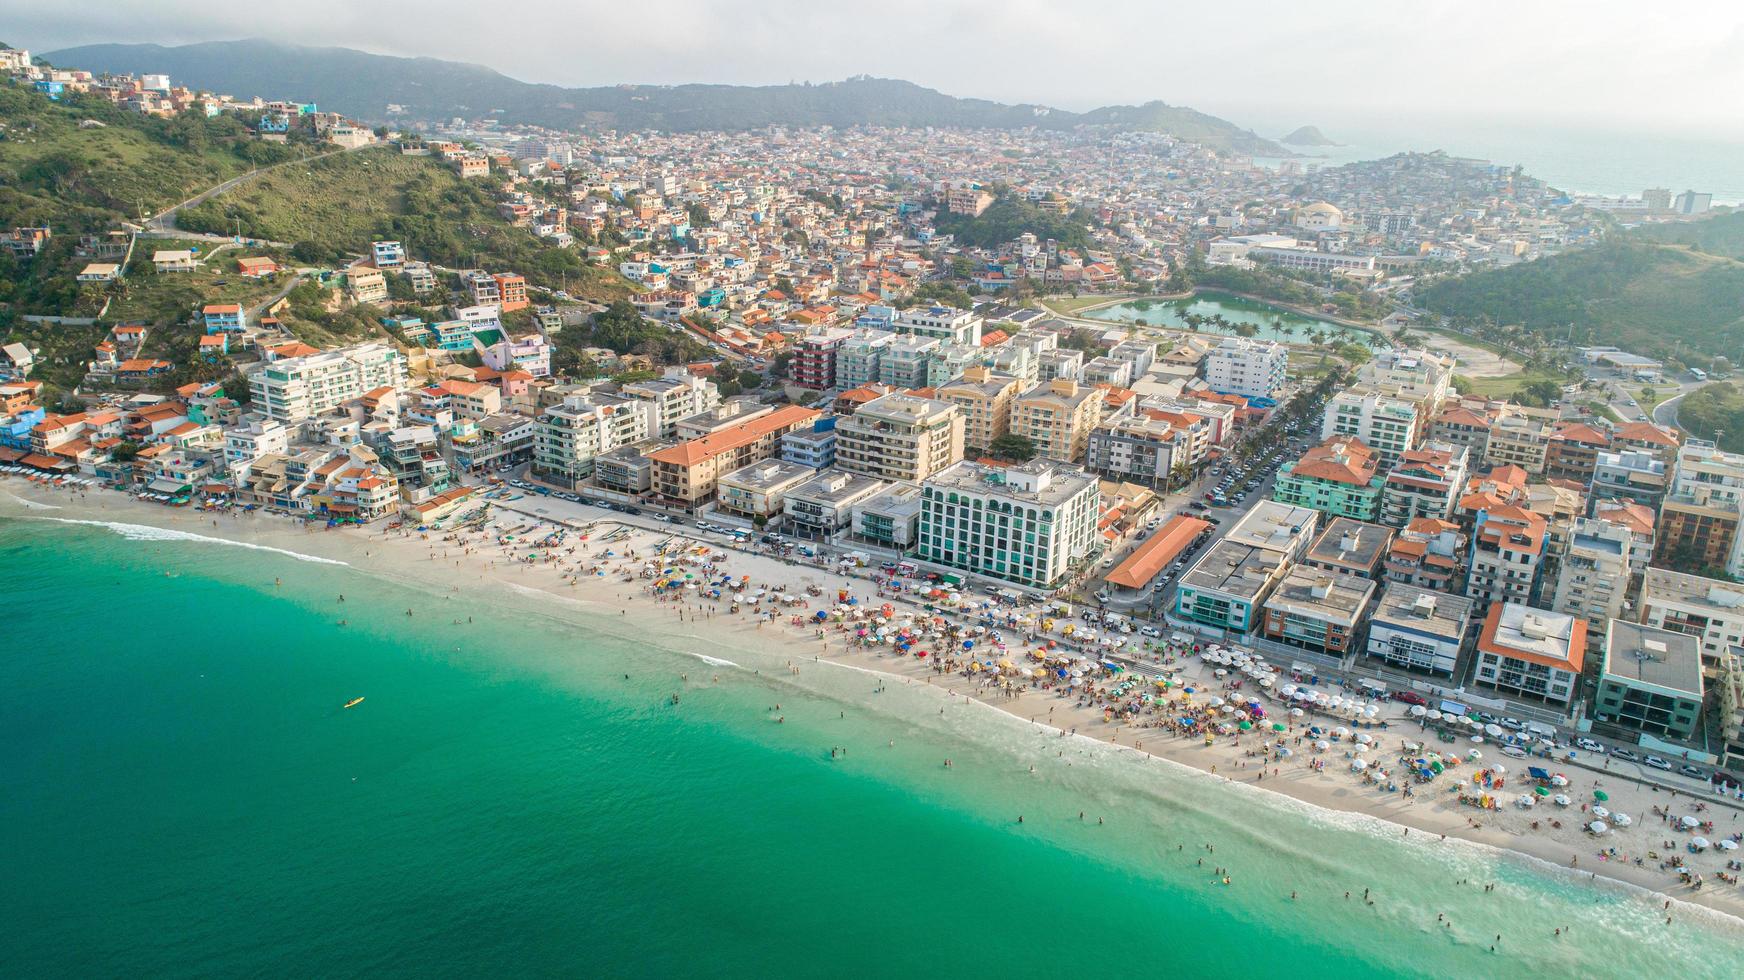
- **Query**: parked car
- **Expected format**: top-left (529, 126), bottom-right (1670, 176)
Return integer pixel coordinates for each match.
top-left (1679, 764), bottom-right (1705, 779)
top-left (1611, 748), bottom-right (1640, 762)
top-left (1643, 755), bottom-right (1672, 772)
top-left (1575, 738), bottom-right (1605, 753)
top-left (1139, 625), bottom-right (1162, 638)
top-left (1390, 691), bottom-right (1428, 706)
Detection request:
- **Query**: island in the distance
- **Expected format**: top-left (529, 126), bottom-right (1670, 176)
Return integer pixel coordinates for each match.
top-left (1281, 125), bottom-right (1339, 146)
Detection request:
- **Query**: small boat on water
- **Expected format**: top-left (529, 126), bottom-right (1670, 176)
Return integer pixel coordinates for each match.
top-left (343, 697), bottom-right (365, 709)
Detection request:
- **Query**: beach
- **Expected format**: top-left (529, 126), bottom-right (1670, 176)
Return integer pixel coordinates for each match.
top-left (10, 474), bottom-right (1744, 969)
top-left (7, 476), bottom-right (1744, 935)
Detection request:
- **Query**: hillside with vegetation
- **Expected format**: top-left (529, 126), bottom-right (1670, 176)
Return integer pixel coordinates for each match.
top-left (48, 40), bottom-right (1290, 155)
top-left (175, 148), bottom-right (633, 300)
top-left (1671, 382), bottom-right (1744, 453)
top-left (933, 194), bottom-right (1096, 250)
top-left (1416, 239), bottom-right (1744, 362)
top-left (1633, 210), bottom-right (1744, 260)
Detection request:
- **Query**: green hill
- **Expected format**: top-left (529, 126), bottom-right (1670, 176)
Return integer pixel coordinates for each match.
top-left (1634, 210), bottom-right (1744, 260)
top-left (45, 40), bottom-right (1289, 155)
top-left (173, 148), bottom-right (633, 300)
top-left (1416, 239), bottom-right (1744, 361)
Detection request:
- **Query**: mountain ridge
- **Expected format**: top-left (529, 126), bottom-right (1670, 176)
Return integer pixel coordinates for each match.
top-left (41, 39), bottom-right (1289, 154)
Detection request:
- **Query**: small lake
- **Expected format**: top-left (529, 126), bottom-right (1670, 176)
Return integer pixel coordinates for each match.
top-left (1082, 292), bottom-right (1379, 347)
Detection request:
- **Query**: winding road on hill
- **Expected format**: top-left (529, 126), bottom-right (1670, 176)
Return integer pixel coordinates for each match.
top-left (139, 142), bottom-right (377, 238)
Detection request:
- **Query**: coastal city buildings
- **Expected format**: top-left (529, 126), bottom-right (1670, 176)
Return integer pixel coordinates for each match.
top-left (248, 344), bottom-right (406, 422)
top-left (1365, 584), bottom-right (1474, 677)
top-left (916, 460), bottom-right (1100, 589)
top-left (834, 393), bottom-right (964, 484)
top-left (1473, 602), bottom-right (1585, 710)
top-left (1202, 338), bottom-right (1288, 402)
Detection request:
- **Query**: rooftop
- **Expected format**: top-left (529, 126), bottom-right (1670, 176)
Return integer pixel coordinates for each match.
top-left (1105, 515), bottom-right (1212, 590)
top-left (1223, 499), bottom-right (1319, 553)
top-left (1181, 541), bottom-right (1290, 602)
top-left (925, 459), bottom-right (1097, 507)
top-left (1263, 566), bottom-right (1376, 626)
top-left (647, 404), bottom-right (820, 467)
top-left (1306, 518), bottom-right (1394, 572)
top-left (1371, 583), bottom-right (1475, 638)
top-left (1479, 602), bottom-right (1585, 673)
top-left (1603, 621), bottom-right (1704, 698)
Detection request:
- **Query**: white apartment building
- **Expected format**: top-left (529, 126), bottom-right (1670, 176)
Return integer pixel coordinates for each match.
top-left (532, 394), bottom-right (653, 487)
top-left (1474, 602), bottom-right (1585, 710)
top-left (223, 415), bottom-right (290, 474)
top-left (621, 368), bottom-right (721, 438)
top-left (1639, 567), bottom-right (1744, 677)
top-left (1203, 337), bottom-right (1288, 402)
top-left (1549, 517), bottom-right (1634, 653)
top-left (834, 393), bottom-right (964, 483)
top-left (249, 343), bottom-right (406, 422)
top-left (1322, 389), bottom-right (1419, 465)
top-left (893, 306), bottom-right (982, 345)
top-left (917, 460), bottom-right (1101, 589)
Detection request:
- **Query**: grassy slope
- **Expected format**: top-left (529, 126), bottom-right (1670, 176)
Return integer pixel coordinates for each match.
top-left (1674, 381), bottom-right (1744, 452)
top-left (1417, 241), bottom-right (1744, 360)
top-left (176, 148), bottom-right (635, 301)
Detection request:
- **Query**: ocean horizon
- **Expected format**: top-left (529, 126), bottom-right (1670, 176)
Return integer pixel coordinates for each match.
top-left (5, 515), bottom-right (1743, 978)
top-left (1240, 114), bottom-right (1744, 207)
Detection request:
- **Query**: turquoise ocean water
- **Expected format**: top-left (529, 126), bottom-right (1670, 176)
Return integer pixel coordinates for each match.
top-left (4, 516), bottom-right (1743, 978)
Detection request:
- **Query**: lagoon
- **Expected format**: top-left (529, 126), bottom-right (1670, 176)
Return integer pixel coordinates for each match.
top-left (1082, 292), bottom-right (1377, 347)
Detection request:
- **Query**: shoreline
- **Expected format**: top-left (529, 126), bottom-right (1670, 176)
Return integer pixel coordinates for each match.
top-left (4, 478), bottom-right (1742, 923)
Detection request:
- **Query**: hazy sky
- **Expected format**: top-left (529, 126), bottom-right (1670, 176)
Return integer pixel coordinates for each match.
top-left (11, 0), bottom-right (1744, 134)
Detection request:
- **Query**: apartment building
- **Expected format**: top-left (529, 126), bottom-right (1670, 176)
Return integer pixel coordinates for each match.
top-left (1175, 501), bottom-right (1319, 633)
top-left (1321, 389), bottom-right (1418, 465)
top-left (1473, 603), bottom-right (1585, 710)
top-left (1203, 337), bottom-right (1288, 402)
top-left (715, 459), bottom-right (816, 520)
top-left (531, 393), bottom-right (652, 487)
top-left (1544, 421), bottom-right (1612, 485)
top-left (935, 367), bottom-right (1019, 453)
top-left (1272, 437), bottom-right (1384, 521)
top-left (1378, 441), bottom-right (1469, 526)
top-left (1429, 399), bottom-right (1502, 459)
top-left (1260, 567), bottom-right (1376, 658)
top-left (1548, 516), bottom-right (1634, 654)
top-left (878, 336), bottom-right (940, 388)
top-left (621, 368), bottom-right (722, 438)
top-left (1483, 408), bottom-right (1556, 474)
top-left (1085, 414), bottom-right (1184, 489)
top-left (1302, 517), bottom-right (1394, 580)
top-left (372, 240), bottom-right (405, 268)
top-left (1012, 378), bottom-right (1103, 463)
top-left (1365, 584), bottom-right (1474, 677)
top-left (1612, 420), bottom-right (1681, 467)
top-left (833, 329), bottom-right (897, 389)
top-left (346, 265), bottom-right (388, 304)
top-left (833, 393), bottom-right (963, 483)
top-left (1595, 621), bottom-right (1705, 741)
top-left (791, 327), bottom-right (853, 390)
top-left (248, 343), bottom-right (405, 422)
top-left (647, 404), bottom-right (821, 508)
top-left (492, 273), bottom-right (529, 312)
top-left (893, 306), bottom-right (981, 345)
top-left (783, 470), bottom-right (887, 540)
top-left (1639, 567), bottom-right (1744, 678)
top-left (1466, 504), bottom-right (1548, 610)
top-left (916, 460), bottom-right (1101, 589)
top-left (1590, 449), bottom-right (1667, 509)
top-left (1654, 440), bottom-right (1744, 576)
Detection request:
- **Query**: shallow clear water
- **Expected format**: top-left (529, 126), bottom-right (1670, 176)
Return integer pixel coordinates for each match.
top-left (3, 516), bottom-right (1741, 978)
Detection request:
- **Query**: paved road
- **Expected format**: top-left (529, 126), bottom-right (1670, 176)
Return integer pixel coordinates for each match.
top-left (1654, 389), bottom-right (1691, 432)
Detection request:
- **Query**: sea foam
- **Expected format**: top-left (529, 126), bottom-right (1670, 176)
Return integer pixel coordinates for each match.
top-left (28, 517), bottom-right (349, 565)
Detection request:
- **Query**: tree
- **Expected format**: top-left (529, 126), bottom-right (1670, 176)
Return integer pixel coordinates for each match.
top-left (988, 434), bottom-right (1038, 462)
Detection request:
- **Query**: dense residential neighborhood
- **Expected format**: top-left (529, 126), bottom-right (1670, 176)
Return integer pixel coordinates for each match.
top-left (2, 44), bottom-right (1742, 786)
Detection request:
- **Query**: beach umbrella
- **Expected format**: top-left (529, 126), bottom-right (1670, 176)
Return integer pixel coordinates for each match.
top-left (1518, 794), bottom-right (1537, 808)
top-left (1589, 821), bottom-right (1609, 835)
top-left (1469, 735), bottom-right (1484, 744)
top-left (1550, 774), bottom-right (1569, 787)
top-left (1467, 749), bottom-right (1482, 761)
top-left (1593, 790), bottom-right (1609, 802)
top-left (1491, 764), bottom-right (1507, 775)
top-left (1314, 740), bottom-right (1331, 752)
top-left (1354, 732), bottom-right (1373, 744)
top-left (1612, 813), bottom-right (1633, 827)
top-left (1426, 710), bottom-right (1443, 721)
top-left (1591, 806), bottom-right (1610, 820)
top-left (1353, 743), bottom-right (1370, 753)
top-left (1484, 724), bottom-right (1504, 738)
top-left (1680, 815), bottom-right (1700, 829)
top-left (1408, 705), bottom-right (1427, 717)
top-left (1278, 747), bottom-right (1294, 758)
top-left (1289, 707), bottom-right (1304, 718)
top-left (1351, 758), bottom-right (1368, 771)
top-left (1719, 839), bottom-right (1739, 852)
top-left (1553, 794), bottom-right (1572, 807)
top-left (1272, 723), bottom-right (1287, 733)
top-left (1259, 677), bottom-right (1274, 687)
top-left (1238, 721), bottom-right (1252, 731)
top-left (1534, 785), bottom-right (1550, 797)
